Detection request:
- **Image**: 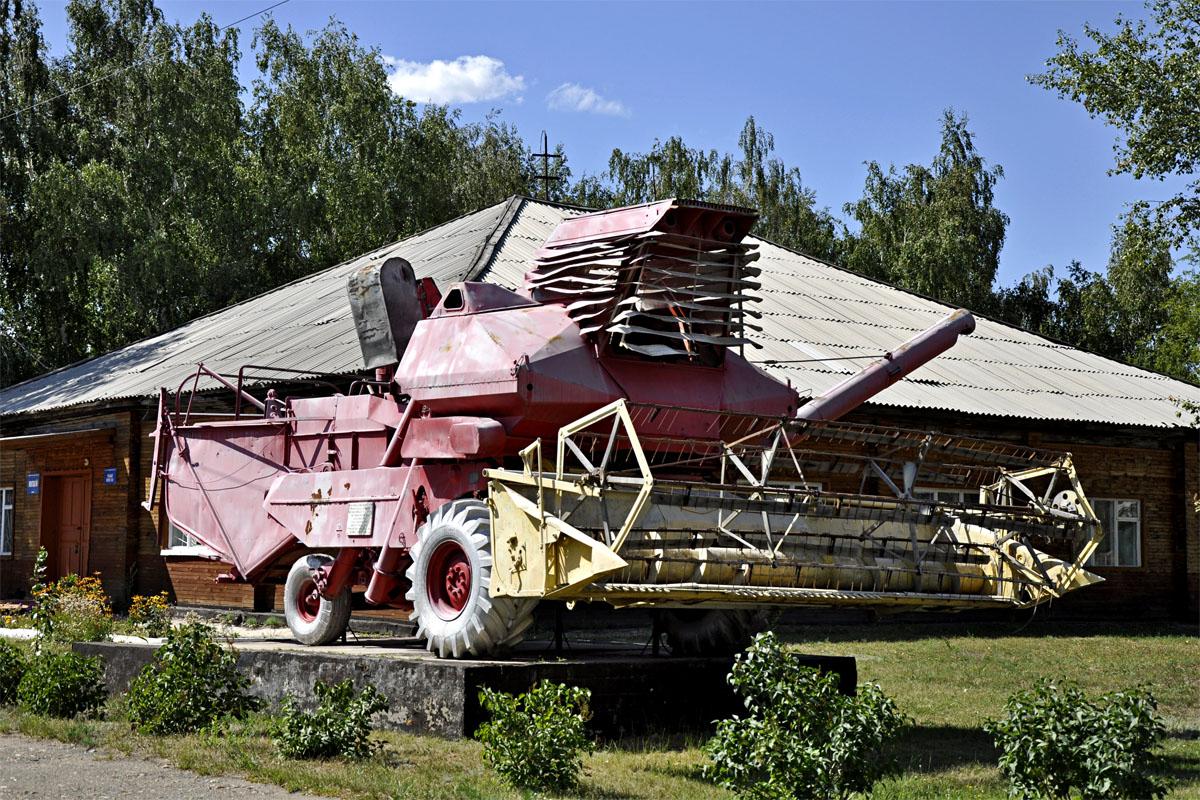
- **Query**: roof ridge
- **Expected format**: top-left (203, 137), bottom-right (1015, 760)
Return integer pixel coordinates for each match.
top-left (0, 200), bottom-right (517, 398)
top-left (750, 236), bottom-right (1200, 391)
top-left (464, 196), bottom-right (526, 281)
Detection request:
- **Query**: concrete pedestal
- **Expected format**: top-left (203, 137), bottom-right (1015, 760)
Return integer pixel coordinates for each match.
top-left (75, 637), bottom-right (856, 739)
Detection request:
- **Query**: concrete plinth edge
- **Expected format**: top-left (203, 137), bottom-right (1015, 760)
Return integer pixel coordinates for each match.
top-left (74, 641), bottom-right (856, 739)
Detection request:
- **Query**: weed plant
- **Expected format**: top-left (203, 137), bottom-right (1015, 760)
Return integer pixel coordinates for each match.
top-left (704, 631), bottom-right (909, 800)
top-left (271, 679), bottom-right (388, 759)
top-left (475, 680), bottom-right (593, 793)
top-left (985, 677), bottom-right (1168, 800)
top-left (17, 649), bottom-right (106, 718)
top-left (0, 640), bottom-right (27, 704)
top-left (126, 622), bottom-right (259, 734)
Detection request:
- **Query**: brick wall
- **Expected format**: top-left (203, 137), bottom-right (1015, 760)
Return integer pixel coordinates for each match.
top-left (0, 440), bottom-right (31, 600)
top-left (0, 414), bottom-right (137, 603)
top-left (5, 406), bottom-right (1196, 621)
top-left (1044, 440), bottom-right (1180, 618)
top-left (1185, 437), bottom-right (1199, 619)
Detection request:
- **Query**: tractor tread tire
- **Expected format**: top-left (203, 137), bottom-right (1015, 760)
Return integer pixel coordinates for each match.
top-left (406, 500), bottom-right (538, 658)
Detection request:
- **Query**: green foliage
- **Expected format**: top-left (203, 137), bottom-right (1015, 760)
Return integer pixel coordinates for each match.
top-left (27, 547), bottom-right (53, 645)
top-left (125, 622), bottom-right (259, 734)
top-left (703, 632), bottom-right (909, 800)
top-left (984, 677), bottom-right (1168, 800)
top-left (270, 679), bottom-right (388, 760)
top-left (127, 592), bottom-right (172, 637)
top-left (842, 109), bottom-right (1008, 311)
top-left (17, 649), bottom-right (106, 718)
top-left (0, 1), bottom-right (538, 388)
top-left (0, 640), bottom-right (27, 704)
top-left (1031, 0), bottom-right (1200, 247)
top-left (475, 680), bottom-right (593, 793)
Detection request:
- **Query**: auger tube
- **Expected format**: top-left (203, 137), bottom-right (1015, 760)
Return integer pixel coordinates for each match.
top-left (796, 309), bottom-right (976, 423)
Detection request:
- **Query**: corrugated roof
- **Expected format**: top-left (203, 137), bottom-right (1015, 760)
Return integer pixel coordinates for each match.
top-left (3, 196), bottom-right (1198, 427)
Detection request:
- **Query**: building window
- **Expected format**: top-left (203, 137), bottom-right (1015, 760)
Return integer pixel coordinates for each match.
top-left (161, 521), bottom-right (216, 557)
top-left (1087, 499), bottom-right (1141, 568)
top-left (913, 488), bottom-right (968, 505)
top-left (0, 488), bottom-right (13, 556)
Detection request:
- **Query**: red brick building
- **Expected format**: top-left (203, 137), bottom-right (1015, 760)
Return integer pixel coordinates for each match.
top-left (3, 197), bottom-right (1197, 619)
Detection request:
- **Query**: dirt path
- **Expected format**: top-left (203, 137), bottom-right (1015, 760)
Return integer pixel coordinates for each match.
top-left (0, 734), bottom-right (336, 799)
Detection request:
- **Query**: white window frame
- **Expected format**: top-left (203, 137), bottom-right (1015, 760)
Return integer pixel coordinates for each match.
top-left (912, 487), bottom-right (969, 504)
top-left (160, 520), bottom-right (218, 557)
top-left (0, 487), bottom-right (13, 556)
top-left (1086, 498), bottom-right (1142, 568)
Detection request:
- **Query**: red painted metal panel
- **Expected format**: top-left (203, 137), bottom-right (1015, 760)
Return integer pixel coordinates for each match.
top-left (162, 421), bottom-right (294, 578)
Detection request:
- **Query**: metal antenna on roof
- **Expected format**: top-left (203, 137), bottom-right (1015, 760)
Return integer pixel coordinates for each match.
top-left (531, 130), bottom-right (565, 200)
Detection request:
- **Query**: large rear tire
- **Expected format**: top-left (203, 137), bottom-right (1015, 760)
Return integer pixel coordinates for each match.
top-left (406, 499), bottom-right (538, 658)
top-left (661, 608), bottom-right (769, 656)
top-left (284, 554), bottom-right (352, 645)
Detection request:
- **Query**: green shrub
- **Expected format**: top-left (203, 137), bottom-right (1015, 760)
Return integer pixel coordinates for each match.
top-left (703, 632), bottom-right (909, 800)
top-left (263, 616), bottom-right (285, 629)
top-left (17, 649), bottom-right (106, 718)
top-left (475, 680), bottom-right (593, 793)
top-left (984, 677), bottom-right (1168, 800)
top-left (271, 679), bottom-right (389, 760)
top-left (0, 640), bottom-right (27, 704)
top-left (126, 622), bottom-right (259, 734)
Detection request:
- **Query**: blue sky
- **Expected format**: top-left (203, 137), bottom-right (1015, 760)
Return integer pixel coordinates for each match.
top-left (35, 0), bottom-right (1189, 287)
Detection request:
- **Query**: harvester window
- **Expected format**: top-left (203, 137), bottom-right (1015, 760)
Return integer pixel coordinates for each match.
top-left (443, 287), bottom-right (464, 311)
top-left (1087, 499), bottom-right (1141, 568)
top-left (0, 487), bottom-right (12, 556)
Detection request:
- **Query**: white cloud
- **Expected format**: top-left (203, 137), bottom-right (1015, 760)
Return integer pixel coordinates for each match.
top-left (383, 55), bottom-right (525, 105)
top-left (546, 83), bottom-right (630, 117)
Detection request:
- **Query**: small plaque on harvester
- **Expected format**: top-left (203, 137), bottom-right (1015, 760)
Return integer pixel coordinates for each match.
top-left (346, 502), bottom-right (374, 538)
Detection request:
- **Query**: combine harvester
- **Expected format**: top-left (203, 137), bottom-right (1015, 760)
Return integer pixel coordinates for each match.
top-left (146, 200), bottom-right (1104, 657)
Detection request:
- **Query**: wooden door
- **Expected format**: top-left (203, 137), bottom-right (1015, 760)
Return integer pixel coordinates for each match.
top-left (41, 473), bottom-right (91, 579)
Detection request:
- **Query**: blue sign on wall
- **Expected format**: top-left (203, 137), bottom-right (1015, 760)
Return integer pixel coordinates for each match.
top-left (27, 473), bottom-right (40, 495)
top-left (104, 468), bottom-right (117, 485)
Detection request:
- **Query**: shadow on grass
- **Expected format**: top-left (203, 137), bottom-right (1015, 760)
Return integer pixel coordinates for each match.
top-left (888, 725), bottom-right (997, 773)
top-left (773, 619), bottom-right (1197, 646)
top-left (1161, 731), bottom-right (1200, 787)
top-left (576, 783), bottom-right (641, 800)
top-left (889, 725), bottom-right (1198, 794)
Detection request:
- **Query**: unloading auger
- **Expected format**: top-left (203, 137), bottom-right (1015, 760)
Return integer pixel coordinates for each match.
top-left (146, 199), bottom-right (1103, 659)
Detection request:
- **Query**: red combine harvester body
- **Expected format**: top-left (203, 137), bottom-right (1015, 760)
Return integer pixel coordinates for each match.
top-left (146, 200), bottom-right (1103, 657)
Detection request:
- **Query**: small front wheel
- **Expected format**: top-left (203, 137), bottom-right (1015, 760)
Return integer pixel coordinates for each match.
top-left (283, 554), bottom-right (351, 645)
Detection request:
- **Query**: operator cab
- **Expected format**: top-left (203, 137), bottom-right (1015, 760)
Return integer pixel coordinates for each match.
top-left (429, 282), bottom-right (537, 318)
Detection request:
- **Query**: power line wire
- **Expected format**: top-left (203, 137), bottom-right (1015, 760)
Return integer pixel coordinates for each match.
top-left (0, 0), bottom-right (290, 124)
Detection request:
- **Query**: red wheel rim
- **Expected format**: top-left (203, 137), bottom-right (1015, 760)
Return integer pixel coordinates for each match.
top-left (427, 540), bottom-right (472, 619)
top-left (295, 578), bottom-right (321, 624)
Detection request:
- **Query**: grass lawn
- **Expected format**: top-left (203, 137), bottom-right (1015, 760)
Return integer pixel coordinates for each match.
top-left (0, 620), bottom-right (1196, 799)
